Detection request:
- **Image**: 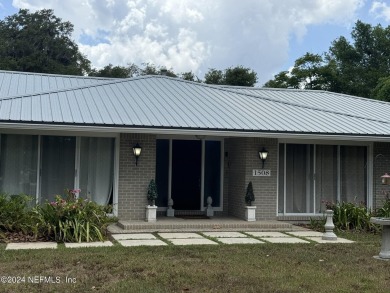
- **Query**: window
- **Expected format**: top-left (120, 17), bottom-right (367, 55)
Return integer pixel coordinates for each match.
top-left (79, 137), bottom-right (115, 205)
top-left (0, 134), bottom-right (38, 196)
top-left (0, 134), bottom-right (115, 206)
top-left (155, 139), bottom-right (169, 207)
top-left (40, 136), bottom-right (76, 202)
top-left (279, 143), bottom-right (368, 214)
top-left (204, 140), bottom-right (221, 207)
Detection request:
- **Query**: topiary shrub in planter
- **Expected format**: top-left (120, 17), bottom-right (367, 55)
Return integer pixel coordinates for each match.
top-left (147, 179), bottom-right (158, 206)
top-left (244, 182), bottom-right (256, 221)
top-left (146, 179), bottom-right (158, 222)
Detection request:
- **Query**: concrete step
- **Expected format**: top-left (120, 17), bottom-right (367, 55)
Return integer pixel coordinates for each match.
top-left (108, 218), bottom-right (306, 234)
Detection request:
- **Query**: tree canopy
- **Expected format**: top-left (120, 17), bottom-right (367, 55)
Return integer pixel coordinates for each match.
top-left (264, 21), bottom-right (390, 99)
top-left (0, 9), bottom-right (259, 86)
top-left (0, 9), bottom-right (90, 75)
top-left (204, 66), bottom-right (258, 86)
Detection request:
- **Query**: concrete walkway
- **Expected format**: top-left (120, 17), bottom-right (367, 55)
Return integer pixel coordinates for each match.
top-left (4, 231), bottom-right (354, 250)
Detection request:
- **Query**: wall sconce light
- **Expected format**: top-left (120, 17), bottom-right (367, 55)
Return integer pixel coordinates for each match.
top-left (258, 147), bottom-right (268, 169)
top-left (381, 173), bottom-right (390, 185)
top-left (133, 143), bottom-right (142, 166)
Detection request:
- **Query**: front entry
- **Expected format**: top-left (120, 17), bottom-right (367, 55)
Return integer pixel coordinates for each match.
top-left (171, 140), bottom-right (201, 210)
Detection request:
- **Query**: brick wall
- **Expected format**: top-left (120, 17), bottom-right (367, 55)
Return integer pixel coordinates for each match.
top-left (373, 142), bottom-right (390, 209)
top-left (226, 137), bottom-right (278, 220)
top-left (222, 139), bottom-right (229, 215)
top-left (226, 138), bottom-right (247, 218)
top-left (118, 133), bottom-right (156, 220)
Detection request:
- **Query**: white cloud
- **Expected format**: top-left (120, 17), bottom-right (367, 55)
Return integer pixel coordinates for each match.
top-left (370, 1), bottom-right (390, 21)
top-left (11, 0), bottom-right (365, 83)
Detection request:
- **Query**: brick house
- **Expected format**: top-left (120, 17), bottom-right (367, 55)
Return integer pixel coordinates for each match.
top-left (0, 70), bottom-right (389, 222)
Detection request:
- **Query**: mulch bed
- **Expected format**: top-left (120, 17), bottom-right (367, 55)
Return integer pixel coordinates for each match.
top-left (0, 231), bottom-right (48, 243)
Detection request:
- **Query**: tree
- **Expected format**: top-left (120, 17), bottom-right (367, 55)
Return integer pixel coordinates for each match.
top-left (204, 66), bottom-right (258, 86)
top-left (89, 64), bottom-right (132, 78)
top-left (372, 76), bottom-right (390, 102)
top-left (264, 21), bottom-right (390, 99)
top-left (180, 71), bottom-right (201, 82)
top-left (264, 53), bottom-right (332, 90)
top-left (224, 66), bottom-right (257, 87)
top-left (0, 9), bottom-right (90, 75)
top-left (290, 53), bottom-right (326, 90)
top-left (263, 71), bottom-right (292, 88)
top-left (204, 68), bottom-right (224, 85)
top-left (140, 63), bottom-right (177, 77)
top-left (327, 21), bottom-right (390, 98)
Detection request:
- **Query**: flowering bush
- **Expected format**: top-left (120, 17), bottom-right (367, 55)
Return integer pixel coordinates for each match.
top-left (35, 189), bottom-right (117, 243)
top-left (321, 199), bottom-right (376, 232)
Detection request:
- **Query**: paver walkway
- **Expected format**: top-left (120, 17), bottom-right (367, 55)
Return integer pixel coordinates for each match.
top-left (4, 231), bottom-right (354, 250)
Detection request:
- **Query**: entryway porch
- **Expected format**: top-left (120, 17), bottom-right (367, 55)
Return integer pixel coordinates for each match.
top-left (108, 216), bottom-right (305, 233)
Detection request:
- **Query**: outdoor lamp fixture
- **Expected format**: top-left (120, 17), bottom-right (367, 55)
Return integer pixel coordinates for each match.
top-left (258, 147), bottom-right (268, 169)
top-left (381, 173), bottom-right (390, 185)
top-left (133, 143), bottom-right (142, 166)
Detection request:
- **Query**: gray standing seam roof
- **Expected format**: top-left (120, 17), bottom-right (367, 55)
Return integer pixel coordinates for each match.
top-left (1, 71), bottom-right (390, 137)
top-left (0, 70), bottom-right (112, 99)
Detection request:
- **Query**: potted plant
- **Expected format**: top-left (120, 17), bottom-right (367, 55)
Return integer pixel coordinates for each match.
top-left (145, 179), bottom-right (158, 222)
top-left (245, 181), bottom-right (256, 221)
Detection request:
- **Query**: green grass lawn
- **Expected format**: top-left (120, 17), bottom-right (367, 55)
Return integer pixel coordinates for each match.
top-left (0, 232), bottom-right (389, 293)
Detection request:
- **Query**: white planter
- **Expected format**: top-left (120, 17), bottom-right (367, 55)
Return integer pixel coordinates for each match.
top-left (145, 205), bottom-right (157, 222)
top-left (245, 206), bottom-right (256, 222)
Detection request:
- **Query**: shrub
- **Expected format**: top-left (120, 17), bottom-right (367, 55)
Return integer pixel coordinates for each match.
top-left (245, 182), bottom-right (255, 206)
top-left (35, 190), bottom-right (117, 243)
top-left (323, 200), bottom-right (377, 232)
top-left (376, 194), bottom-right (390, 218)
top-left (0, 194), bottom-right (39, 236)
top-left (147, 179), bottom-right (158, 206)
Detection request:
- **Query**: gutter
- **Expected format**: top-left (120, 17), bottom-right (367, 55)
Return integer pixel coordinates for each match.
top-left (1, 122), bottom-right (390, 142)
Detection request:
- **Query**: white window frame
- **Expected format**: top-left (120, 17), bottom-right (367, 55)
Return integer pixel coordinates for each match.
top-left (156, 135), bottom-right (224, 212)
top-left (278, 139), bottom-right (373, 216)
top-left (0, 131), bottom-right (119, 216)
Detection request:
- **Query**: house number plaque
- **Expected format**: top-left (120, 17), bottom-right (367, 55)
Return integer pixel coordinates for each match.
top-left (252, 169), bottom-right (271, 176)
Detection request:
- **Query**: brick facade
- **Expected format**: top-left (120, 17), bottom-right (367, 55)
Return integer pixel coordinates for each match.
top-left (226, 137), bottom-right (278, 220)
top-left (117, 135), bottom-right (387, 221)
top-left (373, 142), bottom-right (390, 209)
top-left (117, 135), bottom-right (279, 221)
top-left (118, 133), bottom-right (156, 220)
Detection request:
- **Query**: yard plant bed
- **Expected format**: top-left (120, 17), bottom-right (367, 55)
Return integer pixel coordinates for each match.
top-left (0, 232), bottom-right (389, 293)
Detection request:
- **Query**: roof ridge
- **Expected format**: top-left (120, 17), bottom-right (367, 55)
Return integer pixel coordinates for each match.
top-left (223, 85), bottom-right (390, 106)
top-left (0, 69), bottom-right (117, 80)
top-left (0, 75), bottom-right (187, 100)
top-left (202, 83), bottom-right (390, 125)
top-left (0, 75), bottom-right (158, 100)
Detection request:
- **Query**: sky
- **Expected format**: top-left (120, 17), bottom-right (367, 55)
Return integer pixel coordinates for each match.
top-left (0, 0), bottom-right (390, 85)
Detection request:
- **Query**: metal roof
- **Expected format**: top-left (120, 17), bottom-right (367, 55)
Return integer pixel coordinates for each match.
top-left (0, 70), bottom-right (111, 99)
top-left (220, 85), bottom-right (390, 123)
top-left (1, 72), bottom-right (390, 137)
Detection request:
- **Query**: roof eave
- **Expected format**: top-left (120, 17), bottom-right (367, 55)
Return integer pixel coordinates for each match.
top-left (0, 122), bottom-right (390, 142)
